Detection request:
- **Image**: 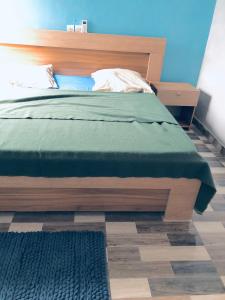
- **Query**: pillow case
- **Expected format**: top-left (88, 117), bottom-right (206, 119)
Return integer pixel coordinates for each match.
top-left (54, 74), bottom-right (94, 91)
top-left (3, 64), bottom-right (57, 89)
top-left (91, 68), bottom-right (153, 93)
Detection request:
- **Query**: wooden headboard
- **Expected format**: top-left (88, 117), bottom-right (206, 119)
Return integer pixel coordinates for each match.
top-left (0, 29), bottom-right (166, 82)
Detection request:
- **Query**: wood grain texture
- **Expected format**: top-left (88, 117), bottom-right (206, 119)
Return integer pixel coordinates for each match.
top-left (0, 29), bottom-right (166, 82)
top-left (0, 45), bottom-right (149, 78)
top-left (0, 177), bottom-right (200, 221)
top-left (164, 179), bottom-right (201, 222)
top-left (152, 82), bottom-right (200, 106)
top-left (157, 90), bottom-right (199, 106)
top-left (0, 187), bottom-right (168, 211)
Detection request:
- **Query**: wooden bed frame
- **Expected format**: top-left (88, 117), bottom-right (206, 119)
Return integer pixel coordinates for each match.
top-left (0, 29), bottom-right (201, 221)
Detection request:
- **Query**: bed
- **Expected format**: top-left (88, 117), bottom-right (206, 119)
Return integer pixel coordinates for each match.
top-left (0, 29), bottom-right (216, 221)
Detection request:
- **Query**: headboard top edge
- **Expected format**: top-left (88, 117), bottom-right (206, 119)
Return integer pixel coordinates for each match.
top-left (0, 29), bottom-right (166, 54)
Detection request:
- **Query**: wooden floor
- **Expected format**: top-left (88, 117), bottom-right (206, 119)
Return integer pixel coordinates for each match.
top-left (0, 125), bottom-right (225, 299)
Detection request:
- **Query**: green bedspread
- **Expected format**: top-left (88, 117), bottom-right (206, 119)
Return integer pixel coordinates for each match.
top-left (0, 88), bottom-right (216, 213)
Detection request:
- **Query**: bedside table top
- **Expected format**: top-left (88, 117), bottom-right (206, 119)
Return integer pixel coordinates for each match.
top-left (150, 81), bottom-right (200, 108)
top-left (151, 82), bottom-right (199, 92)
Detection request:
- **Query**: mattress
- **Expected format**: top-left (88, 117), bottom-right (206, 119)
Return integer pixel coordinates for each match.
top-left (0, 87), bottom-right (216, 213)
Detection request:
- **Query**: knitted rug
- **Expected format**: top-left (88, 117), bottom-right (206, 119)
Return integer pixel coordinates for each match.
top-left (0, 231), bottom-right (109, 299)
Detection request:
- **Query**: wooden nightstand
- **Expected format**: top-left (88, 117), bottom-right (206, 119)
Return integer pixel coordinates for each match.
top-left (151, 82), bottom-right (200, 130)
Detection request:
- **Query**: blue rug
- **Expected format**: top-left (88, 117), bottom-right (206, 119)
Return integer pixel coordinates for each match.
top-left (0, 231), bottom-right (109, 299)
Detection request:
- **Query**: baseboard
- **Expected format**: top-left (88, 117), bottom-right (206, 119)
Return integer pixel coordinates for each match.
top-left (193, 117), bottom-right (225, 156)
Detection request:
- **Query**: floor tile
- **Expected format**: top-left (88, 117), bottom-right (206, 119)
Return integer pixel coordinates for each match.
top-left (136, 222), bottom-right (196, 234)
top-left (110, 278), bottom-right (151, 299)
top-left (188, 129), bottom-right (195, 133)
top-left (191, 294), bottom-right (225, 300)
top-left (167, 233), bottom-right (203, 246)
top-left (13, 212), bottom-right (74, 223)
top-left (149, 276), bottom-right (225, 296)
top-left (210, 167), bottom-right (225, 174)
top-left (109, 261), bottom-right (173, 278)
top-left (211, 202), bottom-right (225, 211)
top-left (215, 179), bottom-right (225, 187)
top-left (42, 222), bottom-right (105, 232)
top-left (194, 222), bottom-right (225, 233)
top-left (171, 261), bottom-right (218, 275)
top-left (9, 223), bottom-right (43, 232)
top-left (193, 140), bottom-right (204, 145)
top-left (221, 276), bottom-right (225, 287)
top-left (108, 246), bottom-right (140, 262)
top-left (0, 212), bottom-right (14, 223)
top-left (200, 152), bottom-right (216, 158)
top-left (187, 133), bottom-right (199, 140)
top-left (199, 136), bottom-right (208, 142)
top-left (206, 204), bottom-right (214, 212)
top-left (151, 297), bottom-right (191, 300)
top-left (106, 222), bottom-right (137, 234)
top-left (199, 233), bottom-right (225, 246)
top-left (111, 298), bottom-right (153, 300)
top-left (204, 157), bottom-right (222, 162)
top-left (213, 174), bottom-right (225, 185)
top-left (0, 223), bottom-right (10, 232)
top-left (211, 194), bottom-right (225, 202)
top-left (193, 212), bottom-right (225, 222)
top-left (112, 298), bottom-right (153, 300)
top-left (213, 260), bottom-right (225, 275)
top-left (74, 212), bottom-right (105, 223)
top-left (216, 187), bottom-right (225, 195)
top-left (218, 156), bottom-right (225, 162)
top-left (140, 246), bottom-right (210, 262)
top-left (206, 245), bottom-right (225, 260)
top-left (107, 233), bottom-right (169, 247)
top-left (196, 145), bottom-right (211, 152)
top-left (105, 212), bottom-right (163, 222)
top-left (208, 161), bottom-right (224, 168)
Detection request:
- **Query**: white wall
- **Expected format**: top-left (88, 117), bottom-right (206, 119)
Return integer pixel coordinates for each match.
top-left (196, 0), bottom-right (225, 147)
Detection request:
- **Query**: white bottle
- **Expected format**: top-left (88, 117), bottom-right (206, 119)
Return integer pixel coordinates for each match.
top-left (81, 20), bottom-right (88, 33)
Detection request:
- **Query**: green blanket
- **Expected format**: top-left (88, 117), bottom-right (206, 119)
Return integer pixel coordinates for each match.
top-left (0, 88), bottom-right (216, 213)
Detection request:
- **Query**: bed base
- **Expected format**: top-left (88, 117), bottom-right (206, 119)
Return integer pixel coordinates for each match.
top-left (0, 177), bottom-right (200, 222)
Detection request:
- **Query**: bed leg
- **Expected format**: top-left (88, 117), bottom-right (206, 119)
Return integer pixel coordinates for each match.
top-left (163, 179), bottom-right (201, 222)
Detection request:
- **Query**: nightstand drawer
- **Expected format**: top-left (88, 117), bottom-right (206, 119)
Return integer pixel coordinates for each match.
top-left (157, 90), bottom-right (199, 106)
top-left (151, 82), bottom-right (200, 129)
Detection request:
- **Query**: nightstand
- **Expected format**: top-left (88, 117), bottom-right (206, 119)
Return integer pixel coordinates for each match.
top-left (151, 82), bottom-right (200, 130)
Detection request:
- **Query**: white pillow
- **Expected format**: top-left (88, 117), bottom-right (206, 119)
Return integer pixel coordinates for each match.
top-left (2, 64), bottom-right (58, 89)
top-left (91, 68), bottom-right (153, 93)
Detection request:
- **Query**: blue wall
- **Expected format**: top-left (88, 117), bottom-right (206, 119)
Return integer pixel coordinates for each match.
top-left (0, 0), bottom-right (216, 84)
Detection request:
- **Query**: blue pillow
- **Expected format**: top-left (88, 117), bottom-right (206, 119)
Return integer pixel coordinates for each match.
top-left (54, 74), bottom-right (94, 91)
